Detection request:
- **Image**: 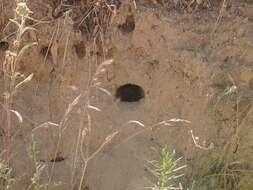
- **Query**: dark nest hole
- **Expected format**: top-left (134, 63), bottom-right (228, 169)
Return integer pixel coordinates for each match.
top-left (0, 41), bottom-right (9, 51)
top-left (116, 84), bottom-right (144, 102)
top-left (40, 46), bottom-right (52, 59)
top-left (71, 0), bottom-right (121, 35)
top-left (249, 78), bottom-right (253, 89)
top-left (74, 41), bottom-right (86, 58)
top-left (50, 156), bottom-right (65, 162)
top-left (51, 0), bottom-right (81, 19)
top-left (118, 15), bottom-right (135, 33)
top-left (25, 18), bottom-right (34, 26)
top-left (0, 128), bottom-right (4, 137)
top-left (69, 0), bottom-right (121, 57)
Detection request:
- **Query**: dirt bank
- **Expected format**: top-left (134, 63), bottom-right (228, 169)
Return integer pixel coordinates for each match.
top-left (0, 0), bottom-right (253, 189)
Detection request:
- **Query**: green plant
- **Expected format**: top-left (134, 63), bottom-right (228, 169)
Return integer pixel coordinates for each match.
top-left (28, 134), bottom-right (61, 190)
top-left (28, 134), bottom-right (46, 190)
top-left (189, 181), bottom-right (200, 190)
top-left (2, 1), bottom-right (37, 165)
top-left (196, 156), bottom-right (242, 190)
top-left (0, 2), bottom-right (37, 189)
top-left (3, 2), bottom-right (36, 99)
top-left (146, 147), bottom-right (187, 190)
top-left (0, 159), bottom-right (15, 189)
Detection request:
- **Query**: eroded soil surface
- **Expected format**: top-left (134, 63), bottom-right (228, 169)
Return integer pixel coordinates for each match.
top-left (0, 0), bottom-right (253, 189)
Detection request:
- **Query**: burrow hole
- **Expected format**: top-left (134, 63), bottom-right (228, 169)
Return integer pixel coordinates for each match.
top-left (116, 84), bottom-right (144, 102)
top-left (50, 156), bottom-right (65, 163)
top-left (118, 15), bottom-right (135, 33)
top-left (74, 42), bottom-right (86, 58)
top-left (0, 41), bottom-right (9, 51)
top-left (52, 0), bottom-right (76, 19)
top-left (40, 46), bottom-right (52, 61)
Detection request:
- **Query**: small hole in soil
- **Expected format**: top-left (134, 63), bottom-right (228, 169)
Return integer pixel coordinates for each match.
top-left (52, 8), bottom-right (67, 19)
top-left (110, 0), bottom-right (122, 9)
top-left (52, 5), bottom-right (71, 19)
top-left (0, 128), bottom-right (4, 137)
top-left (249, 79), bottom-right (253, 89)
top-left (73, 185), bottom-right (89, 190)
top-left (74, 42), bottom-right (86, 58)
top-left (40, 46), bottom-right (52, 58)
top-left (116, 84), bottom-right (144, 102)
top-left (72, 21), bottom-right (88, 34)
top-left (0, 41), bottom-right (9, 51)
top-left (25, 18), bottom-right (34, 26)
top-left (63, 0), bottom-right (75, 5)
top-left (118, 15), bottom-right (135, 33)
top-left (50, 156), bottom-right (65, 162)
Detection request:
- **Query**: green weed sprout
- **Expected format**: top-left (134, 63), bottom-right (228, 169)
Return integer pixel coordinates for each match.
top-left (3, 2), bottom-right (37, 99)
top-left (0, 159), bottom-right (15, 189)
top-left (146, 147), bottom-right (187, 190)
top-left (28, 135), bottom-right (61, 190)
top-left (2, 1), bottom-right (37, 165)
top-left (28, 134), bottom-right (46, 190)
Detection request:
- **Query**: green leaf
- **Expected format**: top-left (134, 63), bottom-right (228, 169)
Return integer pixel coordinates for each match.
top-left (10, 55), bottom-right (16, 75)
top-left (18, 42), bottom-right (37, 58)
top-left (191, 181), bottom-right (200, 190)
top-left (15, 73), bottom-right (34, 90)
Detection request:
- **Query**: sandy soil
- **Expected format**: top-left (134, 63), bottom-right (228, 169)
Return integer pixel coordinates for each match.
top-left (0, 0), bottom-right (253, 189)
